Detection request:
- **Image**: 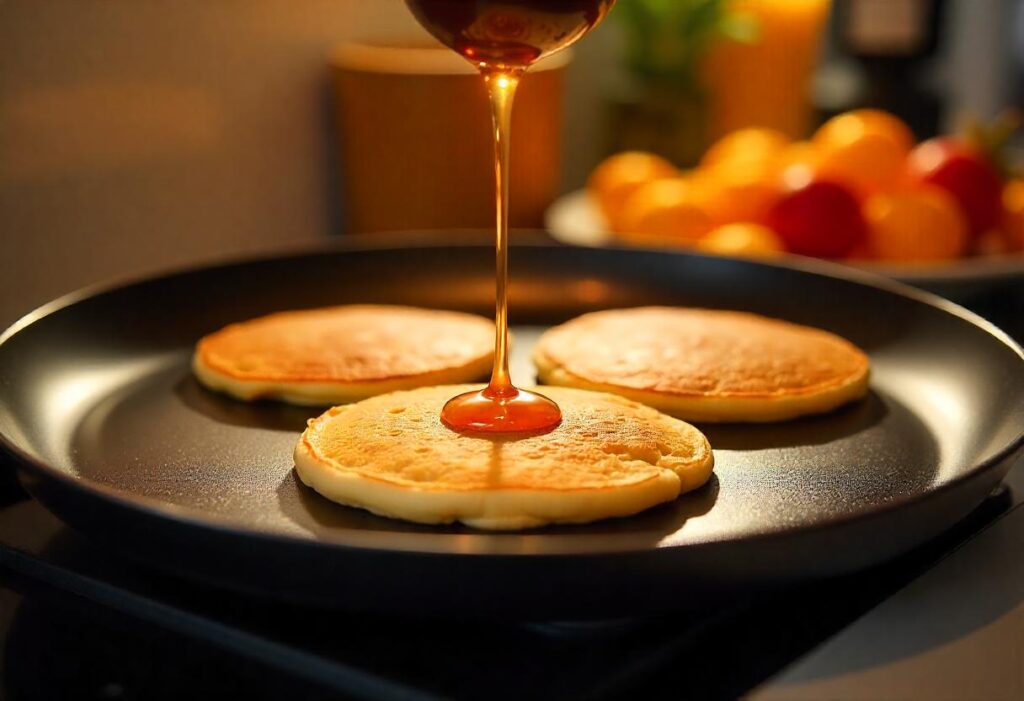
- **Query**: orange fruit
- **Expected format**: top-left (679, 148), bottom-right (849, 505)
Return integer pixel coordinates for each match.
top-left (697, 223), bottom-right (785, 258)
top-left (813, 109), bottom-right (915, 196)
top-left (772, 141), bottom-right (820, 176)
top-left (864, 186), bottom-right (968, 262)
top-left (822, 109), bottom-right (915, 151)
top-left (587, 152), bottom-right (679, 231)
top-left (976, 229), bottom-right (1011, 256)
top-left (1002, 179), bottom-right (1024, 251)
top-left (696, 164), bottom-right (781, 225)
top-left (700, 128), bottom-right (790, 171)
top-left (617, 177), bottom-right (716, 244)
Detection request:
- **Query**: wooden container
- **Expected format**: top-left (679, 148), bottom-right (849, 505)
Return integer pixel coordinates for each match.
top-left (331, 42), bottom-right (568, 234)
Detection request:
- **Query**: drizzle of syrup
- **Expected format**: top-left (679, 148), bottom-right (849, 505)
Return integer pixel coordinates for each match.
top-left (405, 0), bottom-right (615, 434)
top-left (440, 69), bottom-right (561, 434)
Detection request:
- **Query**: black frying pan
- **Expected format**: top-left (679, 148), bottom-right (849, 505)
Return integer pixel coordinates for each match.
top-left (1, 238), bottom-right (1022, 620)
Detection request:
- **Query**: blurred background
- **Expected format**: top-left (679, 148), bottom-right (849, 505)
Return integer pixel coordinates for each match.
top-left (1, 0), bottom-right (1022, 329)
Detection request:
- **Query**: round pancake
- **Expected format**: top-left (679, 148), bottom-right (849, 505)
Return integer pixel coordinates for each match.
top-left (294, 385), bottom-right (714, 530)
top-left (534, 307), bottom-right (870, 423)
top-left (194, 305), bottom-right (493, 405)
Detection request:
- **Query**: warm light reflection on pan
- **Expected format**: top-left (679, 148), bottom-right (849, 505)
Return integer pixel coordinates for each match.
top-left (35, 353), bottom-right (181, 466)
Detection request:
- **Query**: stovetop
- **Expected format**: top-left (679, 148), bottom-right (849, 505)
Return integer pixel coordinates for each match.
top-left (0, 477), bottom-right (1017, 701)
top-left (1, 286), bottom-right (1021, 700)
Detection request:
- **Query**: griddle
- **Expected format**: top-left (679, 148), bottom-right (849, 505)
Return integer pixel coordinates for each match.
top-left (0, 239), bottom-right (1021, 619)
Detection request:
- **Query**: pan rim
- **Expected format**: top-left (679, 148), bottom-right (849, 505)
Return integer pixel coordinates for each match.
top-left (1, 236), bottom-right (1022, 558)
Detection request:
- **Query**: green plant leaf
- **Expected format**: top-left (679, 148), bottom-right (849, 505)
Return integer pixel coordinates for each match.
top-left (612, 0), bottom-right (760, 80)
top-left (720, 12), bottom-right (760, 43)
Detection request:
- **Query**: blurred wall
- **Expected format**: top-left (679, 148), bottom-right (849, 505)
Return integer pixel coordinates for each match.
top-left (0, 0), bottom-right (617, 329)
top-left (0, 2), bottom-right (370, 327)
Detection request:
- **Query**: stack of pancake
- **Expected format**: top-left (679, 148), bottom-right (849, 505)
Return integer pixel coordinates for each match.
top-left (195, 304), bottom-right (869, 529)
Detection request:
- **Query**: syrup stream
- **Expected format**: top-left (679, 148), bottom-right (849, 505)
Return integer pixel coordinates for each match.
top-left (440, 67), bottom-right (561, 433)
top-left (485, 69), bottom-right (518, 394)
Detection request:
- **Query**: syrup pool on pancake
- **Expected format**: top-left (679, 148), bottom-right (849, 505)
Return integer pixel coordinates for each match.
top-left (404, 0), bottom-right (616, 433)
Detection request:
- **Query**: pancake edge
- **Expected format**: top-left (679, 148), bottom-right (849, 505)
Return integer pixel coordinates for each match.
top-left (192, 351), bottom-right (494, 406)
top-left (533, 347), bottom-right (871, 423)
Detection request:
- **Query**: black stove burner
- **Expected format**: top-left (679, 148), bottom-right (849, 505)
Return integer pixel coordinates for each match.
top-left (0, 486), bottom-right (1013, 701)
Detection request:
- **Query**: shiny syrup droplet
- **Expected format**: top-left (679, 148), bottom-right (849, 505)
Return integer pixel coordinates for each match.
top-left (441, 384), bottom-right (561, 434)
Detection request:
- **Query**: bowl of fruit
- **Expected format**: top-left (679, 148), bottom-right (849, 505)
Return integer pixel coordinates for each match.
top-left (547, 110), bottom-right (1024, 297)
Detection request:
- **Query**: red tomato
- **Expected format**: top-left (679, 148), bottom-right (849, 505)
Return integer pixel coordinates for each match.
top-left (765, 168), bottom-right (867, 258)
top-left (905, 138), bottom-right (1002, 238)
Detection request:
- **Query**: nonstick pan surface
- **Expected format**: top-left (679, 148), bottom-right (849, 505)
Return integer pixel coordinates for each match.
top-left (1, 240), bottom-right (1022, 619)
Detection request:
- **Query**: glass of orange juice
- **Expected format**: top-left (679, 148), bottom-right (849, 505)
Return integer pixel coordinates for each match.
top-left (702, 0), bottom-right (832, 139)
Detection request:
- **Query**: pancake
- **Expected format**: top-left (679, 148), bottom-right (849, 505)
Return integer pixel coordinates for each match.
top-left (194, 305), bottom-right (493, 405)
top-left (534, 307), bottom-right (870, 423)
top-left (294, 385), bottom-right (714, 530)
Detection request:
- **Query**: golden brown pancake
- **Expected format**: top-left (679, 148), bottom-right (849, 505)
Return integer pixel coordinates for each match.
top-left (534, 307), bottom-right (870, 422)
top-left (194, 305), bottom-right (493, 405)
top-left (294, 385), bottom-right (714, 529)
